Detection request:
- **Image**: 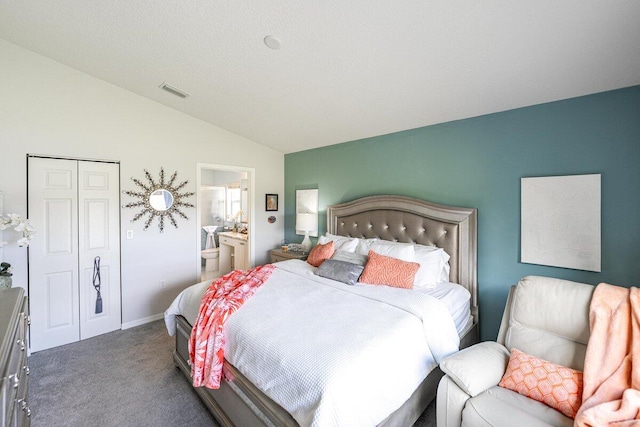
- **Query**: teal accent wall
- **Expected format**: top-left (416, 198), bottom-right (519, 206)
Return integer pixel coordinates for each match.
top-left (284, 85), bottom-right (640, 341)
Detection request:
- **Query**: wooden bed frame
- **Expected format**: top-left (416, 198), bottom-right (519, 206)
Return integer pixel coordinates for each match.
top-left (173, 195), bottom-right (478, 427)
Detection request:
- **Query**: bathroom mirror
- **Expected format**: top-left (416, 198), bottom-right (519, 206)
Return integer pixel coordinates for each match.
top-left (225, 180), bottom-right (249, 222)
top-left (149, 189), bottom-right (174, 211)
top-left (123, 168), bottom-right (194, 232)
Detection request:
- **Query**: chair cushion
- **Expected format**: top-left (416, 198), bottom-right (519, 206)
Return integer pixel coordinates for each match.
top-left (505, 276), bottom-right (594, 370)
top-left (462, 386), bottom-right (574, 427)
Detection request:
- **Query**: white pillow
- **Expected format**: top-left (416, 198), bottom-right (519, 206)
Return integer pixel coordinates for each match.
top-left (331, 250), bottom-right (368, 266)
top-left (355, 237), bottom-right (378, 255)
top-left (368, 241), bottom-right (415, 262)
top-left (441, 261), bottom-right (451, 283)
top-left (413, 245), bottom-right (451, 289)
top-left (318, 233), bottom-right (359, 252)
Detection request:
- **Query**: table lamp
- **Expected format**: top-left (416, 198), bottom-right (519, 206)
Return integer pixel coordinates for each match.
top-left (296, 213), bottom-right (317, 253)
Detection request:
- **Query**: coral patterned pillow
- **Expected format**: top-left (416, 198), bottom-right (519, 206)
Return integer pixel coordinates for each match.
top-left (306, 241), bottom-right (335, 267)
top-left (499, 348), bottom-right (583, 419)
top-left (358, 250), bottom-right (420, 289)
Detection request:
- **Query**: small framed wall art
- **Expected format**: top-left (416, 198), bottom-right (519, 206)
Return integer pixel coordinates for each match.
top-left (265, 194), bottom-right (278, 211)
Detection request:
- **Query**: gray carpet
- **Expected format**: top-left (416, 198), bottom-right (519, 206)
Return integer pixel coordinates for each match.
top-left (29, 320), bottom-right (216, 427)
top-left (29, 320), bottom-right (436, 427)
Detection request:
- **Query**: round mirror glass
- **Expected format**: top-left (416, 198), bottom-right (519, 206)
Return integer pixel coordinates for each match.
top-left (149, 189), bottom-right (174, 211)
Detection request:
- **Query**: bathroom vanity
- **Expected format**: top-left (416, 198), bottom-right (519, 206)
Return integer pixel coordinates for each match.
top-left (218, 232), bottom-right (249, 274)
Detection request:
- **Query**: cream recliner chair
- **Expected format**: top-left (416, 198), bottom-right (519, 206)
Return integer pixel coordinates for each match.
top-left (437, 276), bottom-right (595, 427)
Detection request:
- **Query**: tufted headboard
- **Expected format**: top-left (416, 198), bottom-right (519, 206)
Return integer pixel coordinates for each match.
top-left (327, 195), bottom-right (478, 321)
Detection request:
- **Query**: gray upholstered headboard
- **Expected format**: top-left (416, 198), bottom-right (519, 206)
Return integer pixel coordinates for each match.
top-left (327, 195), bottom-right (478, 321)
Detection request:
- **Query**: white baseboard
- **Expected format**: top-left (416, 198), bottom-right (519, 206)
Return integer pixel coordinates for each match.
top-left (121, 312), bottom-right (165, 330)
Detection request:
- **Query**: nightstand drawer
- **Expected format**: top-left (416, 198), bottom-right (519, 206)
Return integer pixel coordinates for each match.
top-left (271, 254), bottom-right (290, 263)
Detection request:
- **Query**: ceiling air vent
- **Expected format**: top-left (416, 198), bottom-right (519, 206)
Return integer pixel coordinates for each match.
top-left (159, 82), bottom-right (189, 98)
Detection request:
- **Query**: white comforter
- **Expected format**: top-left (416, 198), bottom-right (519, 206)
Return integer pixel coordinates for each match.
top-left (165, 260), bottom-right (460, 427)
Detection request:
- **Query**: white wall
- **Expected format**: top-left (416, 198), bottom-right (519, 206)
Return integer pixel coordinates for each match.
top-left (0, 39), bottom-right (285, 327)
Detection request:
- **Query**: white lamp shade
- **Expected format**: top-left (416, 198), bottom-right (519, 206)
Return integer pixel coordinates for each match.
top-left (296, 213), bottom-right (318, 233)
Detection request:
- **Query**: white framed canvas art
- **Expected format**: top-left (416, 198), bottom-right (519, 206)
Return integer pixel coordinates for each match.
top-left (521, 174), bottom-right (601, 272)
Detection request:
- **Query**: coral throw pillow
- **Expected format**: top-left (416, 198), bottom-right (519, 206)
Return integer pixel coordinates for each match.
top-left (307, 241), bottom-right (335, 267)
top-left (499, 348), bottom-right (583, 419)
top-left (358, 250), bottom-right (420, 289)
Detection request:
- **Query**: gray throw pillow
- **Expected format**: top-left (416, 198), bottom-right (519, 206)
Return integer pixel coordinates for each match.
top-left (315, 259), bottom-right (365, 286)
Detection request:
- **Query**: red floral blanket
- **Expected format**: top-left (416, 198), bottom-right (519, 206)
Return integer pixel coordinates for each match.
top-left (189, 264), bottom-right (274, 389)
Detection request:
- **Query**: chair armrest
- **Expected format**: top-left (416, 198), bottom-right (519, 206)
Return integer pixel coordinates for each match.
top-left (440, 341), bottom-right (510, 397)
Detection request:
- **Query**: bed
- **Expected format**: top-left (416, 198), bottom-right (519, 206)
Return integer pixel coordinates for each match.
top-left (165, 195), bottom-right (478, 427)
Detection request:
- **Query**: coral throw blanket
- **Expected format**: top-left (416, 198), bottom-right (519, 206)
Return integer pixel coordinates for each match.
top-left (189, 264), bottom-right (274, 389)
top-left (575, 283), bottom-right (640, 426)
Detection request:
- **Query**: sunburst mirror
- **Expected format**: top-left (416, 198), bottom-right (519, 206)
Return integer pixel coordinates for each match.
top-left (123, 168), bottom-right (194, 232)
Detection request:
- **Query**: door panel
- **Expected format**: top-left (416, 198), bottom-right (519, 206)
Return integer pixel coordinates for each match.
top-left (44, 270), bottom-right (76, 329)
top-left (28, 157), bottom-right (80, 352)
top-left (44, 168), bottom-right (73, 189)
top-left (78, 161), bottom-right (121, 340)
top-left (44, 199), bottom-right (74, 254)
top-left (84, 199), bottom-right (108, 250)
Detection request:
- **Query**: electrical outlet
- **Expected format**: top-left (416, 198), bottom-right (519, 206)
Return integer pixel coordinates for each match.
top-left (160, 281), bottom-right (166, 289)
top-left (126, 230), bottom-right (134, 239)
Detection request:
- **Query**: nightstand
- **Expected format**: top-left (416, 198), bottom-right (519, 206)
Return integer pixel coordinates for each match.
top-left (270, 249), bottom-right (308, 263)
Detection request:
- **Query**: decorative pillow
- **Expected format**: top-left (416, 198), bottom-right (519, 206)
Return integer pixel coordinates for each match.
top-left (413, 245), bottom-right (450, 289)
top-left (306, 241), bottom-right (335, 267)
top-left (358, 250), bottom-right (420, 289)
top-left (499, 348), bottom-right (583, 419)
top-left (318, 233), bottom-right (359, 252)
top-left (331, 250), bottom-right (368, 266)
top-left (315, 259), bottom-right (365, 286)
top-left (368, 241), bottom-right (415, 262)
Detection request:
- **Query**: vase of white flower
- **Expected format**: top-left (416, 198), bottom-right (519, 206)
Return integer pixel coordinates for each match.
top-left (0, 214), bottom-right (35, 290)
top-left (0, 214), bottom-right (35, 247)
top-left (0, 262), bottom-right (11, 289)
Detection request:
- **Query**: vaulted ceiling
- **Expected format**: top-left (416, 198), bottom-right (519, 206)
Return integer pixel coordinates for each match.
top-left (1, 1), bottom-right (639, 153)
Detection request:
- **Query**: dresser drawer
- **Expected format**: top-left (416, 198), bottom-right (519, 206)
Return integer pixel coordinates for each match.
top-left (4, 318), bottom-right (27, 427)
top-left (0, 289), bottom-right (29, 427)
top-left (13, 373), bottom-right (30, 427)
top-left (15, 313), bottom-right (30, 426)
top-left (219, 236), bottom-right (233, 246)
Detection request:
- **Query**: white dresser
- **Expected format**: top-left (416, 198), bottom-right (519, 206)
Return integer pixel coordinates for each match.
top-left (0, 287), bottom-right (30, 427)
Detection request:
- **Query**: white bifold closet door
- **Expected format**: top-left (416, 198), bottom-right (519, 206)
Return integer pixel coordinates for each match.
top-left (28, 157), bottom-right (121, 352)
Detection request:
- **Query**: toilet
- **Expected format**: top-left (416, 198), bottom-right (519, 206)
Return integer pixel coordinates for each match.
top-left (201, 248), bottom-right (220, 272)
top-left (201, 225), bottom-right (220, 272)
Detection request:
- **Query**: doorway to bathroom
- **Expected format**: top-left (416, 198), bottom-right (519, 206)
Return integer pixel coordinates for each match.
top-left (196, 163), bottom-right (254, 282)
